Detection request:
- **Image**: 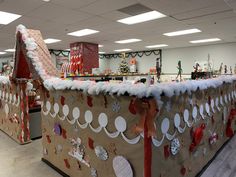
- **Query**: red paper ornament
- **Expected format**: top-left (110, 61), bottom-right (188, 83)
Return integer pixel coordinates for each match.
top-left (46, 135), bottom-right (51, 144)
top-left (87, 96), bottom-right (93, 107)
top-left (61, 96), bottom-right (65, 105)
top-left (189, 123), bottom-right (205, 152)
top-left (226, 109), bottom-right (236, 137)
top-left (164, 145), bottom-right (170, 159)
top-left (180, 166), bottom-right (186, 176)
top-left (46, 91), bottom-right (50, 98)
top-left (64, 159), bottom-right (70, 169)
top-left (88, 137), bottom-right (94, 150)
top-left (62, 129), bottom-right (67, 139)
top-left (129, 98), bottom-right (136, 115)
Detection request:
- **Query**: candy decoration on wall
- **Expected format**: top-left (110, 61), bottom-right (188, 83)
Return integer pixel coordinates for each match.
top-left (60, 96), bottom-right (65, 105)
top-left (43, 148), bottom-right (48, 155)
top-left (113, 156), bottom-right (133, 177)
top-left (189, 123), bottom-right (206, 152)
top-left (62, 128), bottom-right (67, 139)
top-left (209, 132), bottom-right (218, 145)
top-left (95, 145), bottom-right (108, 161)
top-left (87, 96), bottom-right (93, 107)
top-left (164, 145), bottom-right (170, 159)
top-left (180, 166), bottom-right (186, 176)
top-left (226, 108), bottom-right (236, 137)
top-left (171, 138), bottom-right (180, 155)
top-left (128, 98), bottom-right (136, 115)
top-left (64, 159), bottom-right (70, 169)
top-left (91, 168), bottom-right (97, 177)
top-left (68, 137), bottom-right (90, 167)
top-left (54, 123), bottom-right (62, 136)
top-left (112, 101), bottom-right (121, 113)
top-left (88, 137), bottom-right (94, 150)
top-left (46, 135), bottom-right (51, 144)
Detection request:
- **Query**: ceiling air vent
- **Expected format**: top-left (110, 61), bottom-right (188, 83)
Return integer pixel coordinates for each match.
top-left (117, 3), bottom-right (153, 16)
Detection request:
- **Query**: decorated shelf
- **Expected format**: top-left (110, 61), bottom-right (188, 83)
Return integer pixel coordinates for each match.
top-left (1, 24), bottom-right (236, 177)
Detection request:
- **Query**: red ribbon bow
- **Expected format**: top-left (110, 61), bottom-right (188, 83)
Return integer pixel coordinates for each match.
top-left (133, 98), bottom-right (158, 137)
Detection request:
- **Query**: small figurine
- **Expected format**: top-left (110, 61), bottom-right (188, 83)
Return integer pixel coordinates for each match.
top-left (176, 60), bottom-right (183, 81)
top-left (193, 63), bottom-right (200, 72)
top-left (219, 63), bottom-right (223, 74)
top-left (224, 65), bottom-right (227, 74)
top-left (156, 58), bottom-right (161, 82)
top-left (230, 66), bottom-right (232, 75)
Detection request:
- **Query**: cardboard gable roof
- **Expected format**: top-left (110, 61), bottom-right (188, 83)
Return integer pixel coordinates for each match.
top-left (12, 27), bottom-right (59, 81)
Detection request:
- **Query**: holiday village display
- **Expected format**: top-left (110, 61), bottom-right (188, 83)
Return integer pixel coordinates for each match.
top-left (1, 25), bottom-right (236, 177)
top-left (191, 54), bottom-right (213, 80)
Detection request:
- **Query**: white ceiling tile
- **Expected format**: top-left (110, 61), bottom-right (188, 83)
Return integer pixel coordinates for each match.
top-left (51, 0), bottom-right (98, 9)
top-left (0, 0), bottom-right (44, 15)
top-left (25, 3), bottom-right (91, 25)
top-left (139, 0), bottom-right (225, 15)
top-left (79, 0), bottom-right (138, 15)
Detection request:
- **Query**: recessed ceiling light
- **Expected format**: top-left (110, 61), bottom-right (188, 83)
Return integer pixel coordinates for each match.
top-left (99, 45), bottom-right (104, 47)
top-left (65, 49), bottom-right (70, 51)
top-left (145, 44), bottom-right (168, 48)
top-left (115, 39), bottom-right (142, 44)
top-left (117, 10), bottom-right (166, 25)
top-left (42, 0), bottom-right (50, 2)
top-left (0, 52), bottom-right (7, 55)
top-left (44, 38), bottom-right (61, 44)
top-left (99, 51), bottom-right (106, 54)
top-left (0, 11), bottom-right (21, 25)
top-left (114, 49), bottom-right (132, 52)
top-left (5, 49), bottom-right (15, 52)
top-left (190, 38), bottom-right (221, 43)
top-left (67, 29), bottom-right (99, 37)
top-left (163, 29), bottom-right (201, 36)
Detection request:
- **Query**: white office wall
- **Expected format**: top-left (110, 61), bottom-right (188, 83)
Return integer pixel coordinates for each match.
top-left (102, 42), bottom-right (236, 74)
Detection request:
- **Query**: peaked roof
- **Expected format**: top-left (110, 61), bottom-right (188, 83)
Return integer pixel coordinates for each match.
top-left (12, 25), bottom-right (59, 81)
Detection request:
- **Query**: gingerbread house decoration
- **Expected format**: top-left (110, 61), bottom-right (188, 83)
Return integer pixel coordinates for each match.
top-left (0, 25), bottom-right (236, 177)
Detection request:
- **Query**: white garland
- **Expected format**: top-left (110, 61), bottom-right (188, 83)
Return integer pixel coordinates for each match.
top-left (44, 75), bottom-right (236, 107)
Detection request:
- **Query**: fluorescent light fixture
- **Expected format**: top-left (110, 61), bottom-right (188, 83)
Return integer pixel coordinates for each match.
top-left (5, 49), bottom-right (15, 52)
top-left (190, 38), bottom-right (221, 43)
top-left (0, 52), bottom-right (7, 55)
top-left (65, 49), bottom-right (70, 51)
top-left (67, 29), bottom-right (99, 37)
top-left (117, 10), bottom-right (166, 25)
top-left (99, 45), bottom-right (104, 47)
top-left (44, 38), bottom-right (61, 44)
top-left (99, 51), bottom-right (106, 54)
top-left (163, 28), bottom-right (201, 36)
top-left (115, 38), bottom-right (142, 44)
top-left (114, 48), bottom-right (131, 52)
top-left (0, 11), bottom-right (21, 25)
top-left (146, 44), bottom-right (168, 48)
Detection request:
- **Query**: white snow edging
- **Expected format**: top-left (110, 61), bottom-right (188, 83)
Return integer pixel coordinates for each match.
top-left (44, 75), bottom-right (236, 107)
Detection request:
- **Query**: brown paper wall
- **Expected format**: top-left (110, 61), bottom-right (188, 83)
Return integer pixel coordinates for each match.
top-left (41, 81), bottom-right (236, 177)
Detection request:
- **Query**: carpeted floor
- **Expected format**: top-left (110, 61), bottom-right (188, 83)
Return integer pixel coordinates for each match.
top-left (0, 130), bottom-right (235, 177)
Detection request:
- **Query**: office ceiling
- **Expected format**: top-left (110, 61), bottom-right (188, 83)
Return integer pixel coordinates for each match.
top-left (0, 0), bottom-right (236, 55)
